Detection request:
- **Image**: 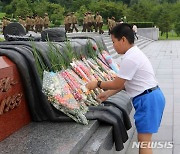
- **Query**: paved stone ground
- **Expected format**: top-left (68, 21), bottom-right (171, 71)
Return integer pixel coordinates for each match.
top-left (116, 40), bottom-right (180, 154)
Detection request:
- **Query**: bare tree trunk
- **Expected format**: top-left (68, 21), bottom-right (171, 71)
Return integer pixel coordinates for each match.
top-left (166, 31), bottom-right (168, 39)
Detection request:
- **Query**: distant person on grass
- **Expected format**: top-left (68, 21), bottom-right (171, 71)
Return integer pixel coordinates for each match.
top-left (86, 23), bottom-right (165, 154)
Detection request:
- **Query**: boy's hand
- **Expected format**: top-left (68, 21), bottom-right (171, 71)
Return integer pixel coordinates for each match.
top-left (85, 81), bottom-right (97, 90)
top-left (97, 91), bottom-right (110, 102)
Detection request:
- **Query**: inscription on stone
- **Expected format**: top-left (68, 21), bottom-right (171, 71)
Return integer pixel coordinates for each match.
top-left (0, 77), bottom-right (17, 92)
top-left (0, 93), bottom-right (23, 115)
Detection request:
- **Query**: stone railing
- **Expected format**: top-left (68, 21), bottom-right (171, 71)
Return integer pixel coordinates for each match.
top-left (137, 28), bottom-right (159, 40)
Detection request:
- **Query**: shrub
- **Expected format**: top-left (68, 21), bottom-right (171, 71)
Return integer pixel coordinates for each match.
top-left (128, 22), bottom-right (154, 28)
top-left (174, 22), bottom-right (180, 36)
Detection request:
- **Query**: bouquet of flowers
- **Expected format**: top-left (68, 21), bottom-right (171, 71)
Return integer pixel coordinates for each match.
top-left (101, 50), bottom-right (120, 73)
top-left (82, 58), bottom-right (104, 81)
top-left (75, 60), bottom-right (97, 81)
top-left (68, 66), bottom-right (99, 106)
top-left (42, 71), bottom-right (88, 125)
top-left (70, 61), bottom-right (90, 82)
top-left (95, 58), bottom-right (116, 80)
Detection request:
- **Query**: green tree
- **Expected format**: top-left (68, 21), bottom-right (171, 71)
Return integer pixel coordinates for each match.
top-left (172, 2), bottom-right (180, 36)
top-left (33, 0), bottom-right (49, 16)
top-left (76, 5), bottom-right (88, 25)
top-left (4, 0), bottom-right (32, 18)
top-left (47, 3), bottom-right (65, 24)
top-left (88, 1), bottom-right (127, 23)
top-left (157, 3), bottom-right (173, 38)
top-left (71, 0), bottom-right (91, 12)
top-left (127, 0), bottom-right (158, 22)
top-left (15, 0), bottom-right (32, 17)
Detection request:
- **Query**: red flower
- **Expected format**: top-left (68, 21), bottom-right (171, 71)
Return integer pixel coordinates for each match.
top-left (92, 45), bottom-right (97, 51)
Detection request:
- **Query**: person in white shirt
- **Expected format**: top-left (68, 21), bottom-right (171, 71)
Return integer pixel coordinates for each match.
top-left (86, 23), bottom-right (165, 154)
top-left (133, 24), bottom-right (138, 40)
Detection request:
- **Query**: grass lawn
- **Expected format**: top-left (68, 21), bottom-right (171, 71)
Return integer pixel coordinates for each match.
top-left (0, 13), bottom-right (6, 19)
top-left (159, 31), bottom-right (180, 40)
top-left (102, 24), bottom-right (108, 31)
top-left (0, 38), bottom-right (4, 42)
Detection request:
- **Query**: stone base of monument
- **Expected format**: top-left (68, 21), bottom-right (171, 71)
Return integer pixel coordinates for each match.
top-left (0, 111), bottom-right (135, 154)
top-left (0, 34), bottom-right (135, 153)
top-left (0, 56), bottom-right (31, 141)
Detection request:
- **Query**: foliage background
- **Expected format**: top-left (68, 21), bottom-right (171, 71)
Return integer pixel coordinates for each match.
top-left (1, 0), bottom-right (180, 36)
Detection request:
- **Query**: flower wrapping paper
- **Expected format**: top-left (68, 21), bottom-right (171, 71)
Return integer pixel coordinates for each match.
top-left (42, 71), bottom-right (88, 125)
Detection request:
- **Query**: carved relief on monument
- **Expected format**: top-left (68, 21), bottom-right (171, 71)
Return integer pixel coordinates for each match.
top-left (0, 93), bottom-right (23, 115)
top-left (0, 77), bottom-right (17, 92)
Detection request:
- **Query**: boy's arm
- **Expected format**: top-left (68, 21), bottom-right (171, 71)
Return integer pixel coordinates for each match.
top-left (105, 88), bottom-right (122, 97)
top-left (96, 84), bottom-right (125, 102)
top-left (100, 77), bottom-right (126, 90)
top-left (86, 77), bottom-right (126, 91)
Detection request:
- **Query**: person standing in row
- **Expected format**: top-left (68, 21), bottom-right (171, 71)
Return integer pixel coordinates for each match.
top-left (86, 12), bottom-right (92, 32)
top-left (71, 12), bottom-right (78, 32)
top-left (25, 15), bottom-right (31, 32)
top-left (44, 13), bottom-right (50, 29)
top-left (67, 13), bottom-right (73, 32)
top-left (2, 17), bottom-right (9, 35)
top-left (82, 13), bottom-right (88, 32)
top-left (35, 15), bottom-right (40, 33)
top-left (91, 12), bottom-right (97, 32)
top-left (65, 13), bottom-right (72, 33)
top-left (108, 16), bottom-right (116, 35)
top-left (111, 17), bottom-right (116, 29)
top-left (107, 17), bottom-right (111, 35)
top-left (18, 16), bottom-right (26, 27)
top-left (64, 13), bottom-right (69, 33)
top-left (39, 16), bottom-right (44, 32)
top-left (96, 12), bottom-right (104, 34)
top-left (30, 16), bottom-right (35, 31)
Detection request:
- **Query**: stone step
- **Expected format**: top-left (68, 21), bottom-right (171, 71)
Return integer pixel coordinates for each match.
top-left (136, 39), bottom-right (153, 48)
top-left (80, 109), bottom-right (135, 154)
top-left (80, 124), bottom-right (113, 154)
top-left (118, 109), bottom-right (136, 154)
top-left (0, 120), bottom-right (99, 154)
top-left (103, 38), bottom-right (154, 61)
top-left (138, 40), bottom-right (154, 49)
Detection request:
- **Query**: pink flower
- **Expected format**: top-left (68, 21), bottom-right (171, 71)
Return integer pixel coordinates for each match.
top-left (93, 45), bottom-right (97, 51)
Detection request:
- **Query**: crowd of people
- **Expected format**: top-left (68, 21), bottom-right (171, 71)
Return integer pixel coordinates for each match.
top-left (2, 12), bottom-right (138, 39)
top-left (18, 13), bottom-right (50, 33)
top-left (64, 11), bottom-right (120, 34)
top-left (2, 13), bottom-right (50, 33)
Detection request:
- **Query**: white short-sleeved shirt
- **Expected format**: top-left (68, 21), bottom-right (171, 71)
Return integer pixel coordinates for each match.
top-left (133, 25), bottom-right (137, 33)
top-left (117, 46), bottom-right (158, 98)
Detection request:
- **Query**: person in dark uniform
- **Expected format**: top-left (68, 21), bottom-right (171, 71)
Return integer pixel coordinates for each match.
top-left (64, 14), bottom-right (69, 33)
top-left (2, 17), bottom-right (8, 33)
top-left (25, 15), bottom-right (31, 32)
top-left (44, 13), bottom-right (50, 29)
top-left (71, 12), bottom-right (78, 32)
top-left (82, 13), bottom-right (88, 32)
top-left (18, 16), bottom-right (26, 27)
top-left (96, 12), bottom-right (104, 34)
top-left (86, 12), bottom-right (92, 32)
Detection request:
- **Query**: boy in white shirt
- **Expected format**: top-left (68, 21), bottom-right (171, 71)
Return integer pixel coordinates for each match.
top-left (86, 23), bottom-right (165, 154)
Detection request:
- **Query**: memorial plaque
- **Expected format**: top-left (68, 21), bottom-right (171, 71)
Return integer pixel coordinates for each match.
top-left (0, 56), bottom-right (31, 141)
